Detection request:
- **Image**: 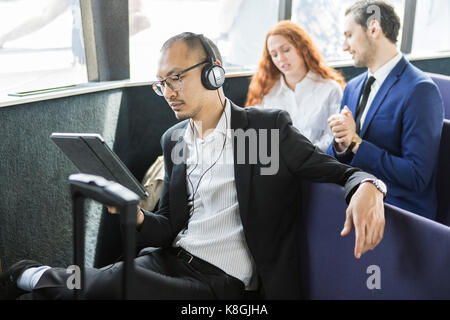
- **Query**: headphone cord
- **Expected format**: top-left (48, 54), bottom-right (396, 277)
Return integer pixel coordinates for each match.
top-left (186, 92), bottom-right (228, 221)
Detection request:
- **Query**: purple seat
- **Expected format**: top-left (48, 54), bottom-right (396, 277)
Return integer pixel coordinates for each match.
top-left (299, 182), bottom-right (450, 299)
top-left (436, 120), bottom-right (450, 226)
top-left (429, 73), bottom-right (450, 120)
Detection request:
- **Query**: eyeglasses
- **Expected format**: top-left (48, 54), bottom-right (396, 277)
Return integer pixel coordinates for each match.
top-left (152, 61), bottom-right (208, 96)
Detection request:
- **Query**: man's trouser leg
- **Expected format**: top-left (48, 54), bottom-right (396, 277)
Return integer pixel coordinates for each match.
top-left (31, 248), bottom-right (245, 300)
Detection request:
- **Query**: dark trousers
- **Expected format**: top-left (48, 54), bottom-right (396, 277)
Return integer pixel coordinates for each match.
top-left (31, 247), bottom-right (245, 300)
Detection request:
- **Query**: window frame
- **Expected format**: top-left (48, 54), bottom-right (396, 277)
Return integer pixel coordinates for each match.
top-left (3, 0), bottom-right (450, 105)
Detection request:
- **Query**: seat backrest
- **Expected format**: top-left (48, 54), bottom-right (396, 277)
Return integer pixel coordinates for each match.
top-left (299, 181), bottom-right (450, 299)
top-left (429, 73), bottom-right (450, 120)
top-left (436, 119), bottom-right (450, 226)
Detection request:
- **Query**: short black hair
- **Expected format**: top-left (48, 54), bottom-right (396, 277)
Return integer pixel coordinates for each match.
top-left (345, 0), bottom-right (401, 44)
top-left (160, 32), bottom-right (223, 64)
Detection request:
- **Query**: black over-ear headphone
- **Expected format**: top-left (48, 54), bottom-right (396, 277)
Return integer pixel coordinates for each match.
top-left (196, 34), bottom-right (226, 90)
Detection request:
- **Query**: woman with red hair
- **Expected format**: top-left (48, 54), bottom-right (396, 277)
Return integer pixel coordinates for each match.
top-left (246, 21), bottom-right (345, 152)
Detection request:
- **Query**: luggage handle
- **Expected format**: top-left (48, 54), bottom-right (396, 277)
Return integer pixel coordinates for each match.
top-left (69, 173), bottom-right (140, 300)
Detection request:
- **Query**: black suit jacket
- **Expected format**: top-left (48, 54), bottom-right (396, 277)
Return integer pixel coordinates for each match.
top-left (137, 102), bottom-right (374, 299)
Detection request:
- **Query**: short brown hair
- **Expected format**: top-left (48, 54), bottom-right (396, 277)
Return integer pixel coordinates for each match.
top-left (346, 0), bottom-right (401, 44)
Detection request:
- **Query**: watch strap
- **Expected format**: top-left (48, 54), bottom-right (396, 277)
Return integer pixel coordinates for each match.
top-left (361, 178), bottom-right (387, 199)
top-left (346, 142), bottom-right (356, 155)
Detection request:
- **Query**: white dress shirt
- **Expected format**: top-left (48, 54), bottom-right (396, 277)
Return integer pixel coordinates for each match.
top-left (255, 71), bottom-right (343, 152)
top-left (173, 99), bottom-right (257, 290)
top-left (359, 52), bottom-right (403, 129)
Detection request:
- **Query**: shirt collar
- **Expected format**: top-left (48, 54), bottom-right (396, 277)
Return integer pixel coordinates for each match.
top-left (369, 52), bottom-right (403, 85)
top-left (278, 74), bottom-right (289, 93)
top-left (183, 98), bottom-right (232, 145)
top-left (278, 71), bottom-right (315, 94)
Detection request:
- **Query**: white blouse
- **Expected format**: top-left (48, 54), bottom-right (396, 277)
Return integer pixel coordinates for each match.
top-left (254, 71), bottom-right (343, 152)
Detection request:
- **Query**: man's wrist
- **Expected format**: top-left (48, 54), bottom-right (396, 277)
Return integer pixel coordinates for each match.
top-left (351, 144), bottom-right (361, 154)
top-left (137, 207), bottom-right (145, 230)
top-left (360, 178), bottom-right (387, 200)
top-left (333, 134), bottom-right (360, 155)
top-left (334, 140), bottom-right (347, 153)
top-left (350, 134), bottom-right (362, 154)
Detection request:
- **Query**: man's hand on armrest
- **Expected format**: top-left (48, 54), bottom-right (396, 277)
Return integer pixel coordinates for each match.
top-left (341, 181), bottom-right (386, 259)
top-left (107, 206), bottom-right (145, 230)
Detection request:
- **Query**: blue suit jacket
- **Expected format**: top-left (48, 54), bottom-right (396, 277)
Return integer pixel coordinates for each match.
top-left (327, 56), bottom-right (444, 220)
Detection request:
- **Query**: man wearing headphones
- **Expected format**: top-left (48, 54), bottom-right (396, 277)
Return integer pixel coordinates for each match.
top-left (1, 33), bottom-right (386, 300)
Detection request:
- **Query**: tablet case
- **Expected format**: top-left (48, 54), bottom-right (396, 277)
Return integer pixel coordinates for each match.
top-left (50, 133), bottom-right (148, 199)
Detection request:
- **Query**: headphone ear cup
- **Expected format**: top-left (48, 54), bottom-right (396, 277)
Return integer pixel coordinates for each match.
top-left (211, 65), bottom-right (226, 88)
top-left (201, 64), bottom-right (226, 90)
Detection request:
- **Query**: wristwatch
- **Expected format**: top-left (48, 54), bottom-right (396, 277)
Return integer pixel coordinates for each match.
top-left (347, 134), bottom-right (363, 154)
top-left (361, 178), bottom-right (387, 199)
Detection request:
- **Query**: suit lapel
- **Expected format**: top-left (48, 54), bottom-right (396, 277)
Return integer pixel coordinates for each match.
top-left (230, 103), bottom-right (252, 226)
top-left (360, 57), bottom-right (407, 137)
top-left (169, 125), bottom-right (189, 224)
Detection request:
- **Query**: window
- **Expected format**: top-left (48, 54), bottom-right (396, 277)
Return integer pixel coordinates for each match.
top-left (0, 0), bottom-right (87, 96)
top-left (291, 0), bottom-right (405, 62)
top-left (412, 0), bottom-right (450, 55)
top-left (129, 0), bottom-right (279, 81)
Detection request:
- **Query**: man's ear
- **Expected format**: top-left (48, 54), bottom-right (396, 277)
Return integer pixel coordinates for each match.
top-left (367, 19), bottom-right (382, 40)
top-left (214, 59), bottom-right (223, 67)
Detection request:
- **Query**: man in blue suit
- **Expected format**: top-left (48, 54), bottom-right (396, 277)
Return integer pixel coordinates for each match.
top-left (328, 0), bottom-right (444, 220)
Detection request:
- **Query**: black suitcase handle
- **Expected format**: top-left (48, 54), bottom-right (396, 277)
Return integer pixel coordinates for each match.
top-left (69, 173), bottom-right (140, 300)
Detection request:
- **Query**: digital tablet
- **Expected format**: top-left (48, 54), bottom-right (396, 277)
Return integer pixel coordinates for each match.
top-left (50, 133), bottom-right (148, 199)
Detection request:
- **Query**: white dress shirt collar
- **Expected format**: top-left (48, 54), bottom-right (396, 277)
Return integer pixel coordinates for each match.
top-left (183, 98), bottom-right (232, 145)
top-left (278, 71), bottom-right (316, 94)
top-left (358, 52), bottom-right (403, 130)
top-left (369, 52), bottom-right (403, 85)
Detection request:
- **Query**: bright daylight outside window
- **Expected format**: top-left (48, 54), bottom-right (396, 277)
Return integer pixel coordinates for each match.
top-left (0, 0), bottom-right (87, 97)
top-left (129, 0), bottom-right (279, 81)
top-left (412, 0), bottom-right (450, 55)
top-left (291, 0), bottom-right (405, 62)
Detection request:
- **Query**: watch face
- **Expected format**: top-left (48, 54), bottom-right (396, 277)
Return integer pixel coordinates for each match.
top-left (377, 180), bottom-right (387, 193)
top-left (373, 179), bottom-right (387, 195)
top-left (362, 179), bottom-right (387, 196)
top-left (352, 135), bottom-right (362, 144)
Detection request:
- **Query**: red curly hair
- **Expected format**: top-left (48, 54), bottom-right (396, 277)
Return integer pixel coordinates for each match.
top-left (245, 21), bottom-right (346, 107)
